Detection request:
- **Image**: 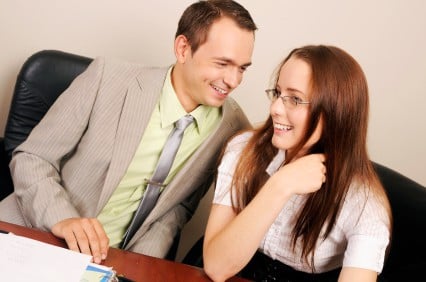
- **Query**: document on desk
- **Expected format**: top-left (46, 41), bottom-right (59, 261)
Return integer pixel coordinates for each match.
top-left (0, 232), bottom-right (91, 282)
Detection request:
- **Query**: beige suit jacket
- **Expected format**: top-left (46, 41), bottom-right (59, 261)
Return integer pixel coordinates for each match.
top-left (0, 57), bottom-right (251, 258)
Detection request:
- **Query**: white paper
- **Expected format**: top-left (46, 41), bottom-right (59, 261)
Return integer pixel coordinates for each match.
top-left (0, 232), bottom-right (92, 282)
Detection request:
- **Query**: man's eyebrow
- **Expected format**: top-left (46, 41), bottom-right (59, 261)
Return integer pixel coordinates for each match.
top-left (214, 57), bottom-right (252, 67)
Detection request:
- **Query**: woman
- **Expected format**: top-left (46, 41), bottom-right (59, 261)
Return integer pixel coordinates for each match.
top-left (203, 45), bottom-right (392, 282)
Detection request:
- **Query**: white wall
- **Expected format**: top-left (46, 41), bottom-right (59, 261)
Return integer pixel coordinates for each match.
top-left (1, 0), bottom-right (425, 261)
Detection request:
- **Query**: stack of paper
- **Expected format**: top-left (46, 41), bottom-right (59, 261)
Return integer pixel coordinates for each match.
top-left (0, 232), bottom-right (116, 282)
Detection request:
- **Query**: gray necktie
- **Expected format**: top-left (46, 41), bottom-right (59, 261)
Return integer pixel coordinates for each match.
top-left (121, 114), bottom-right (194, 248)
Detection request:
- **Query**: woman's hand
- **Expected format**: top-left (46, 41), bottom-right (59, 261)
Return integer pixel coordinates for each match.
top-left (270, 153), bottom-right (326, 195)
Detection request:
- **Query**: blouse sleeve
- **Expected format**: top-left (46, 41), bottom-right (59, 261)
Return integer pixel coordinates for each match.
top-left (213, 132), bottom-right (252, 206)
top-left (340, 183), bottom-right (391, 273)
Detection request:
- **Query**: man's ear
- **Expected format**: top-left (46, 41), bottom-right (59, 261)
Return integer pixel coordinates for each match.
top-left (174, 35), bottom-right (191, 63)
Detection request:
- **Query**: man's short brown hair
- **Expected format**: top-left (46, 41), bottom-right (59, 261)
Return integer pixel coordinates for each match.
top-left (175, 0), bottom-right (257, 53)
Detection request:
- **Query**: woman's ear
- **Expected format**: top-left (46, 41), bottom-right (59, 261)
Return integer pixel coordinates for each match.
top-left (174, 35), bottom-right (191, 63)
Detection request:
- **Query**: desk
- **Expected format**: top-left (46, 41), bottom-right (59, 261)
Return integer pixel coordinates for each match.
top-left (0, 221), bottom-right (248, 282)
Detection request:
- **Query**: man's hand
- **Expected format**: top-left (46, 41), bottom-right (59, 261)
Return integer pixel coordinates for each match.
top-left (52, 218), bottom-right (109, 264)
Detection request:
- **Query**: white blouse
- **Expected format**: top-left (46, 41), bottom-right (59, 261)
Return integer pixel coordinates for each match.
top-left (213, 132), bottom-right (390, 273)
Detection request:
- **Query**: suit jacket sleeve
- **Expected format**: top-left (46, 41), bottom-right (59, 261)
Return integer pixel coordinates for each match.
top-left (9, 57), bottom-right (106, 230)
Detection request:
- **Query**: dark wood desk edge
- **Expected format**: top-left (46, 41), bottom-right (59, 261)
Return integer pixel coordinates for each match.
top-left (0, 220), bottom-right (66, 246)
top-left (0, 221), bottom-right (248, 282)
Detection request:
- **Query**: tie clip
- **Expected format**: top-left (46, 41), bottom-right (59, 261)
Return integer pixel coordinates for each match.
top-left (144, 178), bottom-right (166, 188)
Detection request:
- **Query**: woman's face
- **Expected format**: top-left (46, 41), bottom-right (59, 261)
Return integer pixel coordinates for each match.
top-left (270, 56), bottom-right (323, 157)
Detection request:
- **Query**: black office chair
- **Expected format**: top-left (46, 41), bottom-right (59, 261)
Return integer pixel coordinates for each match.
top-left (0, 50), bottom-right (92, 200)
top-left (183, 163), bottom-right (426, 282)
top-left (373, 163), bottom-right (426, 281)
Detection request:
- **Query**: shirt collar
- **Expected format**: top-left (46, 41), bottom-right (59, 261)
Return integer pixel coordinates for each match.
top-left (159, 65), bottom-right (220, 134)
top-left (266, 149), bottom-right (286, 176)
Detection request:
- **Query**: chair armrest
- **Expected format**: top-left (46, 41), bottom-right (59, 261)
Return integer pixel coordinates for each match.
top-left (0, 137), bottom-right (14, 200)
top-left (182, 235), bottom-right (204, 268)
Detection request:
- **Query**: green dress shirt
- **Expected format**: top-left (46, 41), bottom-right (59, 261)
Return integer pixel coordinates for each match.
top-left (98, 66), bottom-right (221, 247)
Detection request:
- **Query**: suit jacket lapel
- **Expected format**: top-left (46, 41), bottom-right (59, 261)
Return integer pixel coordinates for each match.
top-left (96, 67), bottom-right (168, 213)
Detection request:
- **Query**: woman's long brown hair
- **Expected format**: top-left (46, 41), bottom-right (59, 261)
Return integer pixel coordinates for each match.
top-left (230, 45), bottom-right (391, 269)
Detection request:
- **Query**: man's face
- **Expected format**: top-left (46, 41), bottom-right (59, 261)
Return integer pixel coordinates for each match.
top-left (174, 17), bottom-right (255, 112)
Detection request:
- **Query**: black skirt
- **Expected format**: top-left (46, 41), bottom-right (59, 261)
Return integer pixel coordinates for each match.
top-left (239, 251), bottom-right (341, 282)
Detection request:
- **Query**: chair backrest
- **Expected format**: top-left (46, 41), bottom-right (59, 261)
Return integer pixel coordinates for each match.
top-left (4, 50), bottom-right (92, 161)
top-left (1, 50), bottom-right (92, 200)
top-left (373, 162), bottom-right (426, 281)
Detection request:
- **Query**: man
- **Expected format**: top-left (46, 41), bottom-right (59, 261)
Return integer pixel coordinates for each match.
top-left (0, 0), bottom-right (256, 263)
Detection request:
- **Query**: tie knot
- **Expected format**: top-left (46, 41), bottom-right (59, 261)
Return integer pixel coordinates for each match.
top-left (175, 115), bottom-right (194, 130)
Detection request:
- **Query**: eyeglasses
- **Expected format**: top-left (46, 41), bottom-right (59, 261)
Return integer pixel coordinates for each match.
top-left (265, 89), bottom-right (310, 109)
